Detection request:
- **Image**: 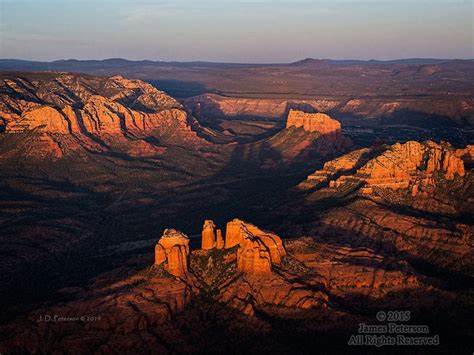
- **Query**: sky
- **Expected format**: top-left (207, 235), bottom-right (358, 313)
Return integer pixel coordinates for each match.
top-left (0, 0), bottom-right (472, 63)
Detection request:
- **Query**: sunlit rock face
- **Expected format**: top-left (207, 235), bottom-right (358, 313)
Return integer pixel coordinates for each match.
top-left (0, 73), bottom-right (207, 159)
top-left (224, 218), bottom-right (286, 273)
top-left (215, 229), bottom-right (224, 249)
top-left (201, 219), bottom-right (217, 250)
top-left (236, 229), bottom-right (272, 275)
top-left (155, 229), bottom-right (190, 278)
top-left (329, 141), bottom-right (466, 194)
top-left (286, 110), bottom-right (342, 137)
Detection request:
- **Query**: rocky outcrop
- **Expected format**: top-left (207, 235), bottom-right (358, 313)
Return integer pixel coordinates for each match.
top-left (224, 219), bottom-right (286, 271)
top-left (311, 198), bottom-right (474, 273)
top-left (224, 219), bottom-right (247, 249)
top-left (236, 230), bottom-right (272, 275)
top-left (285, 237), bottom-right (419, 297)
top-left (215, 229), bottom-right (224, 249)
top-left (0, 218), bottom-right (426, 351)
top-left (298, 147), bottom-right (372, 189)
top-left (201, 220), bottom-right (216, 250)
top-left (326, 141), bottom-right (466, 195)
top-left (0, 73), bottom-right (207, 159)
top-left (286, 110), bottom-right (342, 137)
top-left (456, 145), bottom-right (474, 166)
top-left (191, 218), bottom-right (327, 315)
top-left (155, 229), bottom-right (190, 278)
top-left (6, 106), bottom-right (70, 134)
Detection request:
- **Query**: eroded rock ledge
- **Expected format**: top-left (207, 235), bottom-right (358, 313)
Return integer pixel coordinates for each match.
top-left (300, 140), bottom-right (470, 196)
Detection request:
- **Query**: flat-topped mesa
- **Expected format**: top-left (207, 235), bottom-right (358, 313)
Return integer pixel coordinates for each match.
top-left (201, 220), bottom-right (216, 250)
top-left (224, 219), bottom-right (286, 275)
top-left (286, 109), bottom-right (342, 137)
top-left (155, 229), bottom-right (190, 278)
top-left (329, 141), bottom-right (466, 195)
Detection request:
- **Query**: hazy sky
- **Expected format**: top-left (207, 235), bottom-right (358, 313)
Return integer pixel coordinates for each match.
top-left (0, 0), bottom-right (472, 62)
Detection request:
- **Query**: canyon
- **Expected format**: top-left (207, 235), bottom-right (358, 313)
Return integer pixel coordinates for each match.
top-left (0, 69), bottom-right (472, 353)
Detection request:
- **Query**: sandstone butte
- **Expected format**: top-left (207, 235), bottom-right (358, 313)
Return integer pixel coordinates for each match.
top-left (286, 109), bottom-right (342, 137)
top-left (154, 229), bottom-right (190, 278)
top-left (156, 219), bottom-right (331, 316)
top-left (197, 218), bottom-right (286, 275)
top-left (300, 140), bottom-right (469, 196)
top-left (224, 218), bottom-right (286, 274)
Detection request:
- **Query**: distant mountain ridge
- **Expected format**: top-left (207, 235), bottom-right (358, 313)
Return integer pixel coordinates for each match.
top-left (0, 57), bottom-right (472, 72)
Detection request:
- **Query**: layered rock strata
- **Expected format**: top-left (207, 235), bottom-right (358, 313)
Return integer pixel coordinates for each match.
top-left (300, 141), bottom-right (468, 196)
top-left (298, 147), bottom-right (371, 189)
top-left (286, 110), bottom-right (342, 138)
top-left (0, 73), bottom-right (206, 159)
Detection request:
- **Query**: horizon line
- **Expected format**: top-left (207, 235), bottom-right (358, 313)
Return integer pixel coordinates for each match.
top-left (1, 57), bottom-right (473, 65)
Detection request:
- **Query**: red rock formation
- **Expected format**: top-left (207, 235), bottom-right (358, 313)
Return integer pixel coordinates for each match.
top-left (155, 229), bottom-right (190, 278)
top-left (185, 93), bottom-right (339, 120)
top-left (0, 73), bottom-right (208, 159)
top-left (286, 237), bottom-right (419, 298)
top-left (215, 229), bottom-right (224, 249)
top-left (312, 198), bottom-right (474, 272)
top-left (456, 145), bottom-right (474, 166)
top-left (223, 219), bottom-right (286, 274)
top-left (237, 231), bottom-right (272, 275)
top-left (6, 106), bottom-right (70, 134)
top-left (201, 220), bottom-right (216, 250)
top-left (224, 219), bottom-right (247, 249)
top-left (298, 147), bottom-right (371, 189)
top-left (328, 141), bottom-right (466, 195)
top-left (286, 109), bottom-right (342, 137)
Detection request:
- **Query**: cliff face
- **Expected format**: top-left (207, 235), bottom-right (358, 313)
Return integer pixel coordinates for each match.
top-left (286, 109), bottom-right (342, 137)
top-left (185, 93), bottom-right (339, 120)
top-left (0, 73), bottom-right (206, 159)
top-left (329, 141), bottom-right (466, 195)
top-left (155, 229), bottom-right (190, 278)
top-left (201, 220), bottom-right (218, 250)
top-left (295, 140), bottom-right (473, 274)
top-left (224, 219), bottom-right (286, 275)
top-left (299, 141), bottom-right (469, 196)
top-left (184, 92), bottom-right (474, 127)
